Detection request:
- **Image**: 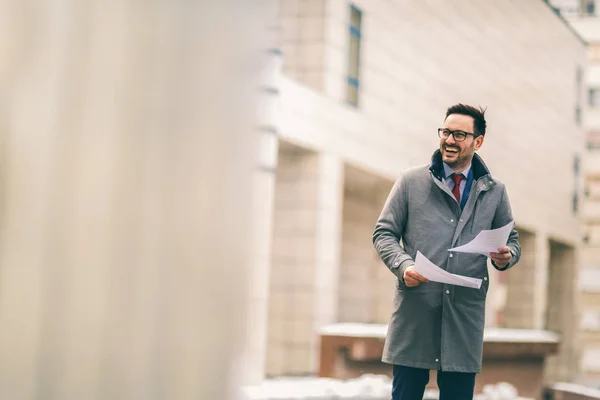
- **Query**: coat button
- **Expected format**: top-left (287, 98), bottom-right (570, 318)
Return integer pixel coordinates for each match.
top-left (445, 290), bottom-right (450, 295)
top-left (449, 254), bottom-right (453, 258)
top-left (484, 276), bottom-right (488, 281)
top-left (394, 262), bottom-right (399, 266)
top-left (450, 219), bottom-right (454, 223)
top-left (460, 218), bottom-right (463, 222)
top-left (435, 358), bottom-right (439, 362)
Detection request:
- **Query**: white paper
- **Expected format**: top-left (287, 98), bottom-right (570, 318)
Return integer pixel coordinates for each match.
top-left (413, 251), bottom-right (482, 289)
top-left (448, 221), bottom-right (515, 256)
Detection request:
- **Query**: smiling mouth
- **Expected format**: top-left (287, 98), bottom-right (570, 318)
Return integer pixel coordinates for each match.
top-left (444, 147), bottom-right (459, 155)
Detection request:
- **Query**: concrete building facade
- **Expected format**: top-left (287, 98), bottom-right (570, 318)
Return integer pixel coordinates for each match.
top-left (0, 1), bottom-right (587, 397)
top-left (257, 0), bottom-right (587, 385)
top-left (549, 0), bottom-right (600, 386)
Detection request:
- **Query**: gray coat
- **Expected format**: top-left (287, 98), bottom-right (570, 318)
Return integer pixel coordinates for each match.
top-left (373, 150), bottom-right (520, 373)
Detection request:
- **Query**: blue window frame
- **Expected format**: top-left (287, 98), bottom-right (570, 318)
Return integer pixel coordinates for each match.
top-left (347, 5), bottom-right (362, 106)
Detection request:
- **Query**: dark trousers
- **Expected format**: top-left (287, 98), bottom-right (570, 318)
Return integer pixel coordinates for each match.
top-left (392, 365), bottom-right (476, 400)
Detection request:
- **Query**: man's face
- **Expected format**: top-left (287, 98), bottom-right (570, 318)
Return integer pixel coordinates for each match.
top-left (439, 114), bottom-right (484, 171)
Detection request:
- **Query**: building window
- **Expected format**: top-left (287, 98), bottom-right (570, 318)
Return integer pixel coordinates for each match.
top-left (583, 0), bottom-right (596, 16)
top-left (574, 154), bottom-right (581, 214)
top-left (548, 0), bottom-right (596, 16)
top-left (576, 65), bottom-right (583, 125)
top-left (347, 5), bottom-right (362, 107)
top-left (590, 88), bottom-right (600, 107)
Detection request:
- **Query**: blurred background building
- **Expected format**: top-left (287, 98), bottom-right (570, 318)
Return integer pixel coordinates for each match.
top-left (253, 0), bottom-right (587, 392)
top-left (548, 0), bottom-right (600, 387)
top-left (0, 0), bottom-right (597, 399)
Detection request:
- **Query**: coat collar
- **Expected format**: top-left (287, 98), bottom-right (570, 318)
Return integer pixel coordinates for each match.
top-left (428, 150), bottom-right (495, 190)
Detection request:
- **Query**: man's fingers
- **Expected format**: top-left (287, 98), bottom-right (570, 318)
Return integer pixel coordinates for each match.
top-left (403, 266), bottom-right (428, 287)
top-left (406, 270), bottom-right (429, 283)
top-left (490, 251), bottom-right (511, 261)
top-left (490, 248), bottom-right (511, 269)
top-left (405, 277), bottom-right (423, 287)
top-left (490, 252), bottom-right (510, 258)
top-left (405, 278), bottom-right (420, 287)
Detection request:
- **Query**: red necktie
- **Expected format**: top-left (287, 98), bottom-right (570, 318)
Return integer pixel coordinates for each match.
top-left (451, 173), bottom-right (464, 203)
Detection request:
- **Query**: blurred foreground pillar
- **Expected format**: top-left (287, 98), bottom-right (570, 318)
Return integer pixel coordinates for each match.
top-left (0, 1), bottom-right (270, 399)
top-left (238, 3), bottom-right (281, 385)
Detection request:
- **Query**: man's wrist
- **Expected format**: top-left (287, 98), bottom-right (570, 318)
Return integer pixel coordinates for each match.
top-left (492, 249), bottom-right (513, 270)
top-left (399, 262), bottom-right (414, 283)
top-left (502, 248), bottom-right (515, 266)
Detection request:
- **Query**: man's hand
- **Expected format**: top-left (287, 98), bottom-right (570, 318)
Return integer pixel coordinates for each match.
top-left (490, 246), bottom-right (512, 269)
top-left (403, 266), bottom-right (429, 287)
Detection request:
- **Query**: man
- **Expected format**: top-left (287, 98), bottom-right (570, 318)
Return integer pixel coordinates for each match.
top-left (372, 104), bottom-right (520, 400)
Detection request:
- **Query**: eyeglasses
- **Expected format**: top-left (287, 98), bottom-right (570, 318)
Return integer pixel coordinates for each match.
top-left (437, 128), bottom-right (480, 142)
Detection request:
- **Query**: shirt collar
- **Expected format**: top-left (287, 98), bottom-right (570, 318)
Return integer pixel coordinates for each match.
top-left (442, 162), bottom-right (472, 180)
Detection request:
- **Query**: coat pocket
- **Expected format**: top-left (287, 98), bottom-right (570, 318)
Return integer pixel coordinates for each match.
top-left (455, 274), bottom-right (489, 304)
top-left (397, 280), bottom-right (444, 308)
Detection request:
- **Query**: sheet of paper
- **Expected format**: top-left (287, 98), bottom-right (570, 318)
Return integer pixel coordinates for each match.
top-left (448, 220), bottom-right (515, 256)
top-left (413, 251), bottom-right (482, 289)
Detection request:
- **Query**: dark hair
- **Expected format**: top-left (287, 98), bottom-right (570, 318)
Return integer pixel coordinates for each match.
top-left (445, 104), bottom-right (487, 136)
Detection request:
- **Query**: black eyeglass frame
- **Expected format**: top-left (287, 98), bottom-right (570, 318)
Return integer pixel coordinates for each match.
top-left (437, 128), bottom-right (481, 142)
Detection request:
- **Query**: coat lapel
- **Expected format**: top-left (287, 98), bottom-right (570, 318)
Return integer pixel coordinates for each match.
top-left (428, 150), bottom-right (497, 247)
top-left (450, 177), bottom-right (495, 248)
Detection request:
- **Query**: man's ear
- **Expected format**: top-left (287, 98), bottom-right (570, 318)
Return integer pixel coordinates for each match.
top-left (474, 135), bottom-right (484, 151)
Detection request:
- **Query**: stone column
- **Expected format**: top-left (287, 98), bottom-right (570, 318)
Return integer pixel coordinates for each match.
top-left (545, 242), bottom-right (580, 382)
top-left (339, 167), bottom-right (395, 325)
top-left (502, 230), bottom-right (537, 328)
top-left (0, 1), bottom-right (268, 399)
top-left (312, 152), bottom-right (344, 337)
top-left (492, 230), bottom-right (550, 330)
top-left (238, 31), bottom-right (282, 385)
top-left (267, 150), bottom-right (343, 376)
top-left (533, 233), bottom-right (550, 329)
